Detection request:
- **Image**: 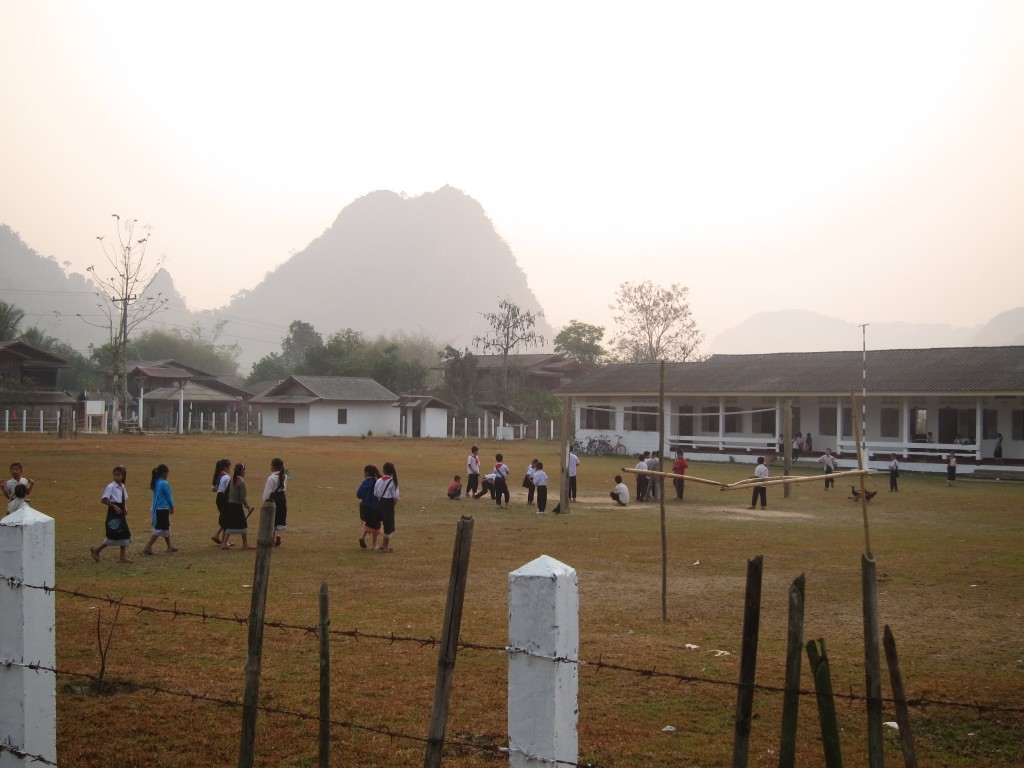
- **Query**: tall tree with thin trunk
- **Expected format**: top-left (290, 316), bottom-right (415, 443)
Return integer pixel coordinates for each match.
top-left (609, 281), bottom-right (704, 363)
top-left (87, 215), bottom-right (168, 429)
top-left (473, 297), bottom-right (545, 402)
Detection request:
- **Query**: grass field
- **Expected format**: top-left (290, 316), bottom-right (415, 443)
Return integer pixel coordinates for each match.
top-left (3, 433), bottom-right (1023, 767)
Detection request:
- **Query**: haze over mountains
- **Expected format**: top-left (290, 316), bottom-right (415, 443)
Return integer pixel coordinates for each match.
top-left (2, 186), bottom-right (1022, 372)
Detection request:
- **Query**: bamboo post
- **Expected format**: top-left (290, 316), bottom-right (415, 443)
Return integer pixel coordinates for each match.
top-left (778, 574), bottom-right (805, 768)
top-left (659, 361), bottom-right (667, 622)
top-left (850, 392), bottom-right (872, 556)
top-left (806, 639), bottom-right (844, 768)
top-left (862, 553), bottom-right (884, 768)
top-left (424, 516), bottom-right (475, 768)
top-left (732, 554), bottom-right (763, 768)
top-left (784, 399), bottom-right (792, 499)
top-left (883, 625), bottom-right (918, 768)
top-left (238, 499), bottom-right (277, 768)
top-left (318, 582), bottom-right (330, 768)
top-left (559, 397), bottom-right (571, 515)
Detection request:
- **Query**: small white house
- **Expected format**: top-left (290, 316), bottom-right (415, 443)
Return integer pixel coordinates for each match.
top-left (394, 395), bottom-right (453, 438)
top-left (251, 376), bottom-right (399, 438)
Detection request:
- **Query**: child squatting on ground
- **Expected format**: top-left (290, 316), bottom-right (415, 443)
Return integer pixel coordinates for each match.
top-left (610, 475), bottom-right (629, 506)
top-left (447, 475), bottom-right (463, 499)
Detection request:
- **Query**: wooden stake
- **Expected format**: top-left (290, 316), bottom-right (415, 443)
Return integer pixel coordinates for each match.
top-left (318, 582), bottom-right (330, 768)
top-left (659, 361), bottom-right (668, 622)
top-left (883, 625), bottom-right (918, 768)
top-left (732, 554), bottom-right (763, 768)
top-left (850, 391), bottom-right (872, 556)
top-left (424, 516), bottom-right (475, 768)
top-left (778, 574), bottom-right (805, 768)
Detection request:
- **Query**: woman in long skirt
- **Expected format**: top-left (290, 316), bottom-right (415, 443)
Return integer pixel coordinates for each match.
top-left (222, 463), bottom-right (256, 550)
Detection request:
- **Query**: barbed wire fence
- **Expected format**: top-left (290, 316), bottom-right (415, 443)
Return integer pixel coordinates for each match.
top-left (3, 570), bottom-right (1022, 768)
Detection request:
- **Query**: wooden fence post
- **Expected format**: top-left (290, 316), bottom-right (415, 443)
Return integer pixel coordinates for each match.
top-left (732, 554), bottom-right (763, 768)
top-left (778, 573), bottom-right (805, 768)
top-left (424, 516), bottom-right (475, 768)
top-left (508, 555), bottom-right (578, 768)
top-left (862, 554), bottom-right (884, 768)
top-left (883, 625), bottom-right (918, 768)
top-left (319, 582), bottom-right (330, 768)
top-left (238, 500), bottom-right (277, 768)
top-left (806, 639), bottom-right (843, 768)
top-left (0, 505), bottom-right (57, 767)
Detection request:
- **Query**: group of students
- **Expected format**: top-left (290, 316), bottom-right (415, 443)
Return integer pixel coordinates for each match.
top-left (356, 462), bottom-right (400, 551)
top-left (88, 457), bottom-right (289, 564)
top-left (211, 458), bottom-right (290, 550)
top-left (3, 461), bottom-right (35, 515)
top-left (452, 446), bottom-right (553, 513)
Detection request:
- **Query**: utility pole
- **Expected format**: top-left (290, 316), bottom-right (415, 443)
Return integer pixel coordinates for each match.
top-left (859, 323), bottom-right (869, 460)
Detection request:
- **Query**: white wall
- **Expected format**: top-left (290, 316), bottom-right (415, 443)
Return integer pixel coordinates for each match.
top-left (261, 402), bottom-right (399, 438)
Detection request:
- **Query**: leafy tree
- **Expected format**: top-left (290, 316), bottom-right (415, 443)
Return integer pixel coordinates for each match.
top-left (19, 327), bottom-right (101, 393)
top-left (553, 320), bottom-right (606, 367)
top-left (87, 215), bottom-right (169, 428)
top-left (437, 345), bottom-right (478, 415)
top-left (127, 322), bottom-right (240, 375)
top-left (609, 281), bottom-right (704, 363)
top-left (367, 343), bottom-right (428, 394)
top-left (281, 320), bottom-right (323, 371)
top-left (247, 353), bottom-right (288, 385)
top-left (303, 328), bottom-right (367, 376)
top-left (0, 300), bottom-right (26, 340)
top-left (473, 297), bottom-right (545, 401)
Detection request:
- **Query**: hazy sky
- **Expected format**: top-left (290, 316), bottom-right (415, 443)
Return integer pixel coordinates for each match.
top-left (3, 1), bottom-right (1023, 352)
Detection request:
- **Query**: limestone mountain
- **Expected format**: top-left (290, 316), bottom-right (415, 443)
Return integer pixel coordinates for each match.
top-left (201, 186), bottom-right (553, 367)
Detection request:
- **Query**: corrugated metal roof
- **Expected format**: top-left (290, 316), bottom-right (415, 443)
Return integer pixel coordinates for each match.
top-left (393, 395), bottom-right (455, 409)
top-left (141, 381), bottom-right (242, 402)
top-left (556, 347), bottom-right (1024, 396)
top-left (251, 376), bottom-right (397, 403)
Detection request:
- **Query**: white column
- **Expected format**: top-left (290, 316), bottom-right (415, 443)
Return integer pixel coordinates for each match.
top-left (901, 399), bottom-right (909, 457)
top-left (508, 555), bottom-right (578, 768)
top-left (0, 505), bottom-right (57, 767)
top-left (138, 385), bottom-right (145, 431)
top-left (177, 384), bottom-right (185, 435)
top-left (975, 400), bottom-right (983, 461)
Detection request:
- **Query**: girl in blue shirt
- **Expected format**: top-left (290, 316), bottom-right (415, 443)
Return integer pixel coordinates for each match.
top-left (143, 464), bottom-right (177, 555)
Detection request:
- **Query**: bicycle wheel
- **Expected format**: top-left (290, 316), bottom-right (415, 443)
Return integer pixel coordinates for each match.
top-left (615, 444), bottom-right (627, 455)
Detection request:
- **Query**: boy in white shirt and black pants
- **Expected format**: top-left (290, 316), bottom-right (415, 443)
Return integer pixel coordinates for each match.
top-left (533, 461), bottom-right (549, 513)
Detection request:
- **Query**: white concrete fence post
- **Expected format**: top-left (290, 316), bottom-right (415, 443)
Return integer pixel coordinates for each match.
top-left (508, 555), bottom-right (579, 768)
top-left (0, 505), bottom-right (57, 767)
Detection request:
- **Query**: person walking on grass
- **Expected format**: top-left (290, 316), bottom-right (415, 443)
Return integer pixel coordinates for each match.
top-left (90, 465), bottom-right (132, 564)
top-left (357, 464), bottom-right (382, 549)
top-left (142, 464), bottom-right (177, 555)
top-left (672, 449), bottom-right (689, 500)
top-left (211, 458), bottom-right (231, 545)
top-left (888, 454), bottom-right (900, 492)
top-left (567, 448), bottom-right (580, 501)
top-left (493, 453), bottom-right (511, 508)
top-left (466, 445), bottom-right (481, 499)
top-left (533, 461), bottom-right (549, 514)
top-left (524, 459), bottom-right (538, 505)
top-left (264, 457), bottom-right (289, 547)
top-left (635, 451), bottom-right (650, 501)
top-left (748, 456), bottom-right (769, 510)
top-left (222, 463), bottom-right (256, 550)
top-left (819, 448), bottom-right (837, 490)
top-left (374, 462), bottom-right (400, 552)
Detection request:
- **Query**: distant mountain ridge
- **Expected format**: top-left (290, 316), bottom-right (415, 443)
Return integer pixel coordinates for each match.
top-left (708, 308), bottom-right (1024, 354)
top-left (3, 189), bottom-right (1023, 372)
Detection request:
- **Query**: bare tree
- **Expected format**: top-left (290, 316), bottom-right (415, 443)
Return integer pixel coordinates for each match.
top-left (473, 297), bottom-right (545, 402)
top-left (85, 215), bottom-right (168, 430)
top-left (609, 281), bottom-right (704, 362)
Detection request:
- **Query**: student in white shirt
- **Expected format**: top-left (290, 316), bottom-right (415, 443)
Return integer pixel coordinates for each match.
top-left (610, 475), bottom-right (629, 506)
top-left (533, 461), bottom-right (549, 513)
top-left (748, 457), bottom-right (769, 509)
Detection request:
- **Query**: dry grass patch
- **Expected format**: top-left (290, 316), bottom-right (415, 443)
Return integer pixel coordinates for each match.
top-left (2, 433), bottom-right (1021, 766)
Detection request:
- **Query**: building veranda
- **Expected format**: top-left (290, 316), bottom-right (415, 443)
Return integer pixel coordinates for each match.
top-left (556, 346), bottom-right (1024, 473)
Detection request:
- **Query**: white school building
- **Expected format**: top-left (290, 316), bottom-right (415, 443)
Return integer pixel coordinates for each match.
top-left (556, 346), bottom-right (1024, 473)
